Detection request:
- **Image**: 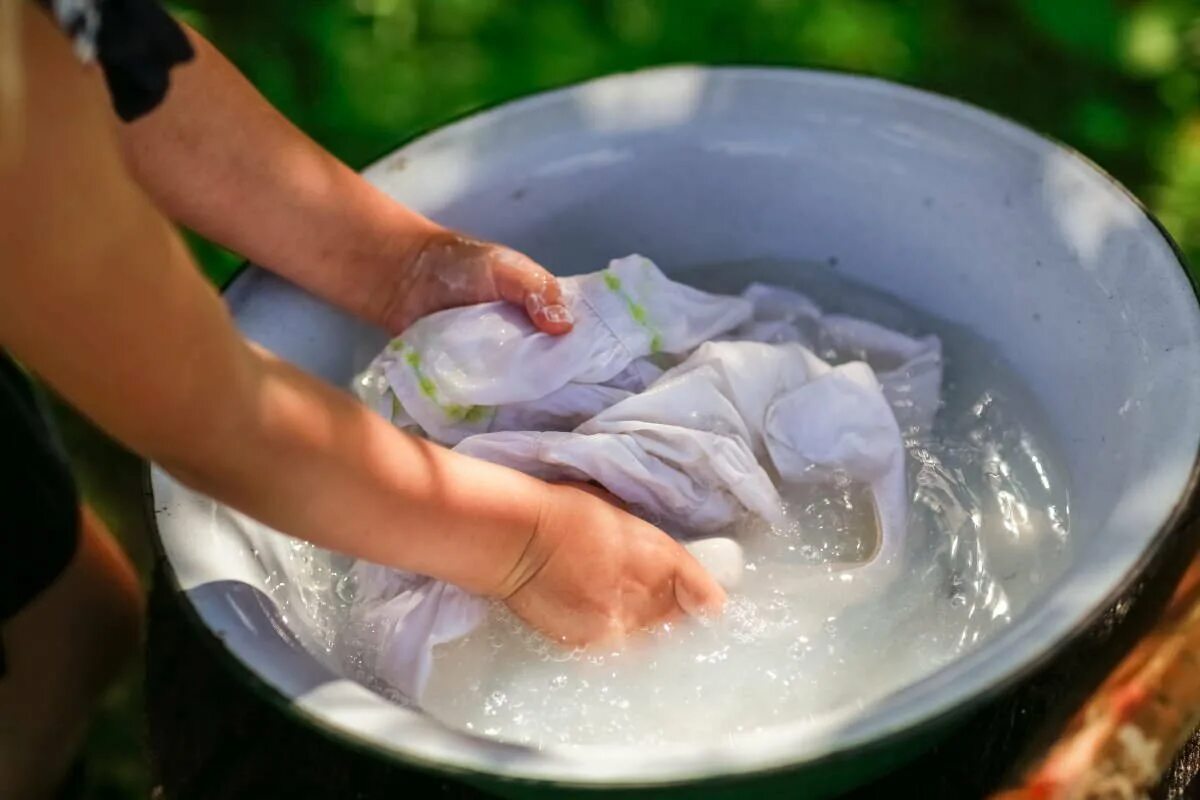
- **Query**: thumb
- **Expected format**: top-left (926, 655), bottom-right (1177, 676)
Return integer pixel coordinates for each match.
top-left (489, 247), bottom-right (574, 335)
top-left (673, 554), bottom-right (727, 620)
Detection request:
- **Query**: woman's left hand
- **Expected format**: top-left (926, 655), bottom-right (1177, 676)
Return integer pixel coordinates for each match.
top-left (375, 229), bottom-right (575, 336)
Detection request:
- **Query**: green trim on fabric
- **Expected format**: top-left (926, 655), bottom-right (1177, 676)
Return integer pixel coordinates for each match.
top-left (602, 270), bottom-right (663, 353)
top-left (389, 339), bottom-right (492, 423)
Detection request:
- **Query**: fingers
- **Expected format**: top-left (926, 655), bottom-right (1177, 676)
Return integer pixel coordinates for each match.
top-left (672, 550), bottom-right (728, 620)
top-left (489, 247), bottom-right (574, 335)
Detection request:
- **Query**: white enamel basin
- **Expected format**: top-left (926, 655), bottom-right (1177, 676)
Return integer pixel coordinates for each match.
top-left (151, 67), bottom-right (1200, 795)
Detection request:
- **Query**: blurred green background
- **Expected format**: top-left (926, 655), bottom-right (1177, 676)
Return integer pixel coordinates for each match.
top-left (80, 0), bottom-right (1200, 797)
top-left (172, 0), bottom-right (1200, 285)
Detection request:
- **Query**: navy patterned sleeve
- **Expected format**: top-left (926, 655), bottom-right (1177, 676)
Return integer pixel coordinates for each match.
top-left (39, 0), bottom-right (194, 121)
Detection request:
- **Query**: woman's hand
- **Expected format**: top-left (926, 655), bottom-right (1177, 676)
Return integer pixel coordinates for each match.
top-left (375, 229), bottom-right (574, 336)
top-left (494, 483), bottom-right (727, 647)
top-left (111, 28), bottom-right (574, 339)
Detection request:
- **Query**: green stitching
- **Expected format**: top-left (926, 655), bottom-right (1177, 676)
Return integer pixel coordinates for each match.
top-left (464, 405), bottom-right (489, 423)
top-left (394, 340), bottom-right (491, 423)
top-left (603, 269), bottom-right (663, 353)
top-left (445, 403), bottom-right (490, 423)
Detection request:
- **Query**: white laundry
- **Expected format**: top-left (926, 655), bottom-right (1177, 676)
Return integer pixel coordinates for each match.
top-left (457, 341), bottom-right (907, 551)
top-left (354, 362), bottom-right (660, 438)
top-left (818, 315), bottom-right (942, 435)
top-left (732, 283), bottom-right (943, 436)
top-left (351, 564), bottom-right (487, 701)
top-left (454, 342), bottom-right (794, 534)
top-left (762, 359), bottom-right (908, 571)
top-left (353, 255), bottom-right (750, 445)
top-left (347, 256), bottom-right (942, 701)
top-left (726, 283), bottom-right (824, 346)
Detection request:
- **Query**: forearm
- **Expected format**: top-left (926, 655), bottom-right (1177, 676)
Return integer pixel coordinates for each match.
top-left (174, 347), bottom-right (545, 593)
top-left (115, 24), bottom-right (434, 322)
top-left (2, 161), bottom-right (534, 595)
top-left (4, 10), bottom-right (537, 596)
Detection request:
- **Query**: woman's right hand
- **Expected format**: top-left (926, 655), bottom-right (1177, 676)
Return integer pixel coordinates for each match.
top-left (494, 483), bottom-right (727, 647)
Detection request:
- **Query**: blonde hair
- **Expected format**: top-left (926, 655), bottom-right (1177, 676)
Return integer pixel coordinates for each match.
top-left (0, 0), bottom-right (24, 169)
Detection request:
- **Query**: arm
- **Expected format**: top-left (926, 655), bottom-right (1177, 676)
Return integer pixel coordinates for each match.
top-left (3, 10), bottom-right (722, 641)
top-left (1, 11), bottom-right (542, 595)
top-left (114, 24), bottom-right (573, 336)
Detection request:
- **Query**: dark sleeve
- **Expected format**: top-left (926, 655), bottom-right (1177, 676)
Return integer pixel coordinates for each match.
top-left (40, 0), bottom-right (194, 122)
top-left (0, 354), bottom-right (80, 623)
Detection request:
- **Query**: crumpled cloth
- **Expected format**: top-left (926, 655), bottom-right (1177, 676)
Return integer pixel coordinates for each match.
top-left (354, 255), bottom-right (750, 444)
top-left (348, 255), bottom-right (942, 700)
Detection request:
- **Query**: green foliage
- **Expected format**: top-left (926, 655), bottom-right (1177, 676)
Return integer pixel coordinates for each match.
top-left (163, 0), bottom-right (1200, 284)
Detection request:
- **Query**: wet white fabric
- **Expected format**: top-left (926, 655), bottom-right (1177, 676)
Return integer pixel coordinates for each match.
top-left (353, 359), bottom-right (664, 437)
top-left (819, 316), bottom-right (942, 435)
top-left (726, 283), bottom-right (823, 346)
top-left (351, 564), bottom-right (487, 701)
top-left (762, 359), bottom-right (909, 572)
top-left (454, 342), bottom-right (796, 535)
top-left (731, 283), bottom-right (943, 436)
top-left (353, 255), bottom-right (750, 445)
top-left (456, 341), bottom-right (908, 550)
top-left (347, 257), bottom-right (942, 701)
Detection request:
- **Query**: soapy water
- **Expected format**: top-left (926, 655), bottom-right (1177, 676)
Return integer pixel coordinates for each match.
top-left (267, 260), bottom-right (1072, 747)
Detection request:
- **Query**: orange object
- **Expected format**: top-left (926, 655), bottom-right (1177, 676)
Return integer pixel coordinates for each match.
top-left (995, 557), bottom-right (1200, 800)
